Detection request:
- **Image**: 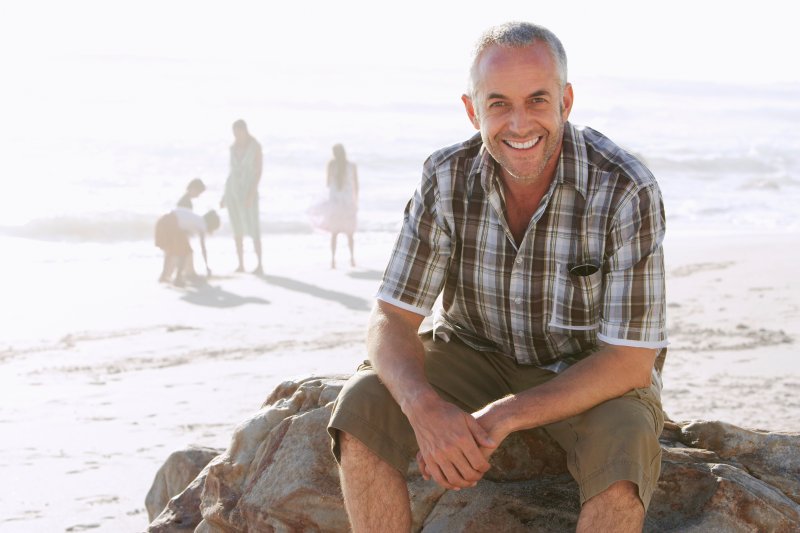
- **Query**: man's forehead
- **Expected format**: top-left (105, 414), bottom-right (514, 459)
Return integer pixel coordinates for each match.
top-left (473, 43), bottom-right (560, 96)
top-left (477, 43), bottom-right (555, 73)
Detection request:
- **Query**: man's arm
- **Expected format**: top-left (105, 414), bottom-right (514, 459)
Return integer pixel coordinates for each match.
top-left (473, 344), bottom-right (656, 451)
top-left (368, 300), bottom-right (494, 490)
top-left (470, 179), bottom-right (668, 450)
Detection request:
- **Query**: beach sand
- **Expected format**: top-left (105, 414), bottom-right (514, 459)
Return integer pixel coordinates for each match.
top-left (0, 230), bottom-right (797, 532)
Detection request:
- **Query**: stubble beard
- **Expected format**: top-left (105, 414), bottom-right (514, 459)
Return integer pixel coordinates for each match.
top-left (488, 123), bottom-right (564, 185)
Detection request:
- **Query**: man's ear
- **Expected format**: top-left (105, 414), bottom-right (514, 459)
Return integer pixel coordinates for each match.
top-left (561, 83), bottom-right (574, 121)
top-left (462, 94), bottom-right (480, 130)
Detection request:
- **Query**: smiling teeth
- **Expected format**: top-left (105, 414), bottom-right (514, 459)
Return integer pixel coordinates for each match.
top-left (507, 138), bottom-right (539, 149)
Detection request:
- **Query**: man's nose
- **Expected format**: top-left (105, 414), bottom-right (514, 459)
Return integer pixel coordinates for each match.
top-left (508, 106), bottom-right (534, 133)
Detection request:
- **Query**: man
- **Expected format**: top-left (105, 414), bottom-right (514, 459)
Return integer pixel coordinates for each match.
top-left (328, 21), bottom-right (667, 532)
top-left (221, 119), bottom-right (264, 274)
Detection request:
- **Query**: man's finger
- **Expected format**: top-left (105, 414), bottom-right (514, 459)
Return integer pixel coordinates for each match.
top-left (466, 415), bottom-right (496, 449)
top-left (427, 460), bottom-right (456, 490)
top-left (416, 451), bottom-right (430, 480)
top-left (449, 450), bottom-right (486, 485)
top-left (464, 418), bottom-right (496, 472)
top-left (432, 447), bottom-right (482, 488)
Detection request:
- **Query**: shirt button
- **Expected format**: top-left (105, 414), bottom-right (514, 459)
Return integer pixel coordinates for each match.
top-left (514, 297), bottom-right (522, 305)
top-left (515, 257), bottom-right (522, 264)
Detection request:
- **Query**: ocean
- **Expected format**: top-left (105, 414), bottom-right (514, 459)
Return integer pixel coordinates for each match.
top-left (1, 56), bottom-right (798, 243)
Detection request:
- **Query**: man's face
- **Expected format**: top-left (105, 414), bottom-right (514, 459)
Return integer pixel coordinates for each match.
top-left (462, 43), bottom-right (573, 185)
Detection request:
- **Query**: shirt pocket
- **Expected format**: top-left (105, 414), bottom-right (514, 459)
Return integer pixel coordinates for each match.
top-left (548, 262), bottom-right (602, 331)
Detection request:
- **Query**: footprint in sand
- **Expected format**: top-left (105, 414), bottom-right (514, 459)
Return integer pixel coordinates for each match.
top-left (668, 322), bottom-right (793, 352)
top-left (65, 525), bottom-right (100, 531)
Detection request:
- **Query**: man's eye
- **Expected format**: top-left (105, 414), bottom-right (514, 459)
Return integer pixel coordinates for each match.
top-left (488, 101), bottom-right (506, 108)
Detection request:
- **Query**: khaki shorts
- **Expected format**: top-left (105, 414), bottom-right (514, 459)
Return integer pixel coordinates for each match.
top-left (327, 333), bottom-right (664, 509)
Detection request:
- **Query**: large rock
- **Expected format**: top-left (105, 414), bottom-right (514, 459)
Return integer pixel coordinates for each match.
top-left (146, 447), bottom-right (222, 523)
top-left (146, 377), bottom-right (800, 532)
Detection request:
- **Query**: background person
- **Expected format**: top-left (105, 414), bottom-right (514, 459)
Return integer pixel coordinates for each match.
top-left (155, 208), bottom-right (220, 286)
top-left (310, 143), bottom-right (359, 269)
top-left (176, 177), bottom-right (206, 276)
top-left (221, 119), bottom-right (263, 274)
top-left (177, 178), bottom-right (206, 210)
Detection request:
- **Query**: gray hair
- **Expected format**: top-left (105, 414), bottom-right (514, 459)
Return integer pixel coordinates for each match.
top-left (468, 22), bottom-right (568, 97)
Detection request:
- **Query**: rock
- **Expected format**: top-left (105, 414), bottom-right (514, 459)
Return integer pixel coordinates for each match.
top-left (423, 477), bottom-right (580, 532)
top-left (145, 446), bottom-right (222, 523)
top-left (146, 377), bottom-right (800, 532)
top-left (679, 420), bottom-right (800, 503)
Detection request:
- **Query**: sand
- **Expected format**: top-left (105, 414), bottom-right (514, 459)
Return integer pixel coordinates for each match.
top-left (0, 229), bottom-right (798, 532)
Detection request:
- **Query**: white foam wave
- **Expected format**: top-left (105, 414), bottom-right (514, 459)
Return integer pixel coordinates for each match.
top-left (0, 213), bottom-right (400, 242)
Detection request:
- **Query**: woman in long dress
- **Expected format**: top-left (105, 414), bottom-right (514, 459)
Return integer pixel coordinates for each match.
top-left (313, 144), bottom-right (359, 269)
top-left (221, 119), bottom-right (263, 274)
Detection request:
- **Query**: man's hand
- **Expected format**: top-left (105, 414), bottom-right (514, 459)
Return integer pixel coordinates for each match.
top-left (365, 300), bottom-right (498, 490)
top-left (407, 397), bottom-right (495, 490)
top-left (472, 402), bottom-right (512, 461)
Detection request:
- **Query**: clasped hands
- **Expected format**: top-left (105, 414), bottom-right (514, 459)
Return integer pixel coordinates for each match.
top-left (408, 398), bottom-right (507, 491)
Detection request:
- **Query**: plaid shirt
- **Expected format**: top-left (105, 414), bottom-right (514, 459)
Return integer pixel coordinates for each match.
top-left (377, 122), bottom-right (667, 369)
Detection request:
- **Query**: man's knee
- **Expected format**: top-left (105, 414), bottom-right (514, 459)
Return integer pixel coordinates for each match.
top-left (547, 393), bottom-right (662, 511)
top-left (579, 480), bottom-right (644, 532)
top-left (328, 369), bottom-right (416, 473)
top-left (339, 431), bottom-right (398, 471)
top-left (339, 431), bottom-right (369, 463)
top-left (593, 480), bottom-right (643, 509)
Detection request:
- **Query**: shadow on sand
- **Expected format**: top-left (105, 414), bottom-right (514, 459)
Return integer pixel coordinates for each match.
top-left (346, 269), bottom-right (384, 281)
top-left (180, 283), bottom-right (270, 308)
top-left (257, 274), bottom-right (371, 311)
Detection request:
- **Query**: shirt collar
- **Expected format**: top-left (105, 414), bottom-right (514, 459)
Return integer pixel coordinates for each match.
top-left (463, 135), bottom-right (492, 196)
top-left (555, 122), bottom-right (589, 199)
top-left (468, 122), bottom-right (589, 199)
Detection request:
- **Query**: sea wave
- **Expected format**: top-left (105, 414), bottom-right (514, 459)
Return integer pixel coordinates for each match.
top-left (649, 155), bottom-right (784, 176)
top-left (0, 214), bottom-right (157, 242)
top-left (0, 213), bottom-right (399, 242)
top-left (738, 175), bottom-right (800, 191)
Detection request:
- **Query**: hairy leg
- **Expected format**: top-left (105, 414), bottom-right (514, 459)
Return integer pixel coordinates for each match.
top-left (339, 431), bottom-right (411, 533)
top-left (577, 480), bottom-right (644, 533)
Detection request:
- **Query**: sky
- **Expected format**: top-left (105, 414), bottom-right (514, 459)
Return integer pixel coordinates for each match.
top-left (2, 0), bottom-right (799, 85)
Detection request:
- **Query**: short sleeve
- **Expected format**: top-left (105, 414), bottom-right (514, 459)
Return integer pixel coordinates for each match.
top-left (599, 183), bottom-right (668, 348)
top-left (173, 208), bottom-right (206, 236)
top-left (376, 158), bottom-right (452, 316)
